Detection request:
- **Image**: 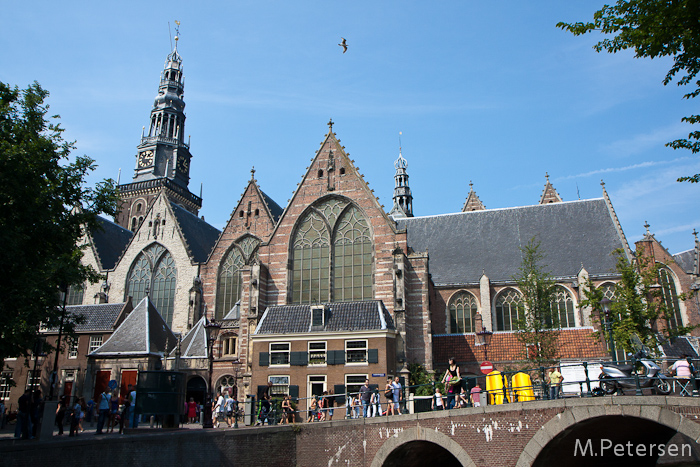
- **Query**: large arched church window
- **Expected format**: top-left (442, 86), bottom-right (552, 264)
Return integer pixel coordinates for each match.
top-left (658, 267), bottom-right (683, 330)
top-left (448, 291), bottom-right (478, 333)
top-left (550, 286), bottom-right (576, 328)
top-left (126, 243), bottom-right (177, 327)
top-left (216, 236), bottom-right (260, 319)
top-left (495, 288), bottom-right (523, 331)
top-left (291, 198), bottom-right (373, 304)
top-left (597, 282), bottom-right (626, 362)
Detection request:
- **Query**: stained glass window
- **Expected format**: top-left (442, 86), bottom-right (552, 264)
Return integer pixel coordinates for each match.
top-left (448, 291), bottom-right (478, 333)
top-left (217, 248), bottom-right (244, 320)
top-left (659, 267), bottom-right (683, 330)
top-left (126, 243), bottom-right (177, 327)
top-left (551, 286), bottom-right (576, 328)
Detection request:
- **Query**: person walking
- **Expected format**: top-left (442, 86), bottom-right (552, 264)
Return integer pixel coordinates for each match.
top-left (306, 395), bottom-right (318, 423)
top-left (16, 389), bottom-right (31, 439)
top-left (359, 379), bottom-right (372, 418)
top-left (55, 395), bottom-right (67, 436)
top-left (187, 397), bottom-right (198, 424)
top-left (391, 377), bottom-right (402, 415)
top-left (95, 389), bottom-right (110, 434)
top-left (384, 378), bottom-right (395, 416)
top-left (442, 358), bottom-right (461, 409)
top-left (432, 387), bottom-right (445, 410)
top-left (107, 390), bottom-right (119, 433)
top-left (470, 382), bottom-right (482, 407)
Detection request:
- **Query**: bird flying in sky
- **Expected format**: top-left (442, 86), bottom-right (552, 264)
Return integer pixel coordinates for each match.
top-left (338, 37), bottom-right (347, 53)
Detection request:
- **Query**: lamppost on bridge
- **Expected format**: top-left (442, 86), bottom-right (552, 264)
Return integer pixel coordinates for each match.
top-left (202, 311), bottom-right (221, 429)
top-left (600, 298), bottom-right (616, 364)
top-left (231, 359), bottom-right (241, 428)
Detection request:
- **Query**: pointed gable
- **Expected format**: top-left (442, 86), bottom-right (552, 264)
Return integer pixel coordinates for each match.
top-left (169, 315), bottom-right (208, 358)
top-left (462, 181), bottom-right (485, 212)
top-left (539, 173), bottom-right (563, 204)
top-left (169, 201), bottom-right (221, 263)
top-left (91, 297), bottom-right (176, 356)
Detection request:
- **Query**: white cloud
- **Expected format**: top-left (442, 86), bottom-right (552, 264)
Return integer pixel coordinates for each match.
top-left (599, 122), bottom-right (689, 158)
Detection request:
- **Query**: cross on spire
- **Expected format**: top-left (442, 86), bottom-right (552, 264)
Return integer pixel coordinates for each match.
top-left (328, 118), bottom-right (334, 131)
top-left (644, 221), bottom-right (650, 235)
top-left (251, 166), bottom-right (255, 180)
top-left (693, 229), bottom-right (698, 241)
top-left (545, 172), bottom-right (550, 182)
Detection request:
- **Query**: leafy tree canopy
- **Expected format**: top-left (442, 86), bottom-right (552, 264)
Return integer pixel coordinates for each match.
top-left (581, 248), bottom-right (695, 356)
top-left (514, 238), bottom-right (560, 365)
top-left (0, 81), bottom-right (119, 367)
top-left (557, 0), bottom-right (700, 183)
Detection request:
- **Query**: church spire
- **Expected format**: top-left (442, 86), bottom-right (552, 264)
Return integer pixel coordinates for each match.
top-left (132, 24), bottom-right (192, 189)
top-left (389, 139), bottom-right (413, 219)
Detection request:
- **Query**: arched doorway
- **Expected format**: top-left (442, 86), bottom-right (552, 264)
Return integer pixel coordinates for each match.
top-left (186, 376), bottom-right (206, 407)
top-left (383, 441), bottom-right (462, 467)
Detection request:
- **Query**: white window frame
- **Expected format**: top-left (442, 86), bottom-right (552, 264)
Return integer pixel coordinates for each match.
top-left (0, 371), bottom-right (13, 400)
top-left (26, 370), bottom-right (41, 390)
top-left (345, 339), bottom-right (368, 365)
top-left (268, 375), bottom-right (290, 396)
top-left (269, 342), bottom-right (291, 367)
top-left (311, 305), bottom-right (326, 327)
top-left (68, 338), bottom-right (79, 359)
top-left (308, 341), bottom-right (327, 366)
top-left (89, 335), bottom-right (103, 353)
top-left (307, 375), bottom-right (327, 399)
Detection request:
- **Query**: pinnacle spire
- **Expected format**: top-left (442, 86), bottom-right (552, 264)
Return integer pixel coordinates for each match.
top-left (388, 141), bottom-right (413, 219)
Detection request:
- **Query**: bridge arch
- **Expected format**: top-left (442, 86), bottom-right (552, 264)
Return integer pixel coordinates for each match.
top-left (517, 404), bottom-right (700, 466)
top-left (370, 425), bottom-right (476, 467)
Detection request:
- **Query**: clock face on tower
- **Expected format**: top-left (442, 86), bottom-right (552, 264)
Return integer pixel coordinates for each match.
top-left (138, 150), bottom-right (154, 168)
top-left (177, 155), bottom-right (189, 172)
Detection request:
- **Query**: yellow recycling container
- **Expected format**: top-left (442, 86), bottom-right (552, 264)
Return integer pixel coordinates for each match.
top-left (486, 371), bottom-right (509, 405)
top-left (512, 372), bottom-right (535, 402)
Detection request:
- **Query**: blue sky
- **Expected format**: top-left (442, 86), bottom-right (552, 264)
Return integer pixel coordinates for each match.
top-left (2, 1), bottom-right (698, 256)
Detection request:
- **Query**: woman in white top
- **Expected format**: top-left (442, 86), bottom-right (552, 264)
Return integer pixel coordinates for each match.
top-left (432, 388), bottom-right (445, 410)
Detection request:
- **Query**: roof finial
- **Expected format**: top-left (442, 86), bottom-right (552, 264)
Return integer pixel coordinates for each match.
top-left (251, 166), bottom-right (256, 180)
top-left (174, 20), bottom-right (180, 49)
top-left (644, 221), bottom-right (650, 235)
top-left (399, 131), bottom-right (402, 152)
top-left (545, 172), bottom-right (550, 182)
top-left (600, 179), bottom-right (605, 187)
top-left (328, 118), bottom-right (334, 132)
top-left (469, 180), bottom-right (474, 191)
top-left (693, 228), bottom-right (698, 241)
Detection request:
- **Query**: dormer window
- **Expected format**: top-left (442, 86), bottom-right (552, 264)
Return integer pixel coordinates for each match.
top-left (311, 305), bottom-right (326, 327)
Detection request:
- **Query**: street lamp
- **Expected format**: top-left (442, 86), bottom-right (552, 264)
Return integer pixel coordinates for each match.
top-left (231, 359), bottom-right (241, 428)
top-left (600, 298), bottom-right (616, 363)
top-left (202, 315), bottom-right (221, 429)
top-left (476, 327), bottom-right (493, 360)
top-left (49, 284), bottom-right (69, 401)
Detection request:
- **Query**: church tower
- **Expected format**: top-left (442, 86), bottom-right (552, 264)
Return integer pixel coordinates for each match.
top-left (388, 147), bottom-right (414, 219)
top-left (114, 32), bottom-right (202, 231)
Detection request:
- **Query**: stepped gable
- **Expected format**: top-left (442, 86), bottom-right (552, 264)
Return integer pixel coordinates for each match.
top-left (462, 181), bottom-right (485, 212)
top-left (91, 296), bottom-right (176, 356)
top-left (399, 199), bottom-right (624, 285)
top-left (255, 300), bottom-right (395, 335)
top-left (169, 200), bottom-right (221, 263)
top-left (89, 216), bottom-right (133, 270)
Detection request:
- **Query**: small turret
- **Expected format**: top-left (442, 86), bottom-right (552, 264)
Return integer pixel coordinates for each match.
top-left (389, 146), bottom-right (413, 219)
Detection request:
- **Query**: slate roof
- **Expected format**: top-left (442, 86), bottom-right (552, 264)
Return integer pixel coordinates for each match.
top-left (222, 301), bottom-right (241, 320)
top-left (91, 216), bottom-right (132, 270)
top-left (255, 300), bottom-right (395, 335)
top-left (91, 297), bottom-right (176, 356)
top-left (661, 336), bottom-right (700, 359)
top-left (169, 315), bottom-right (208, 358)
top-left (673, 249), bottom-right (697, 275)
top-left (170, 201), bottom-right (221, 263)
top-left (47, 302), bottom-right (128, 333)
top-left (398, 198), bottom-right (625, 286)
top-left (261, 190), bottom-right (283, 222)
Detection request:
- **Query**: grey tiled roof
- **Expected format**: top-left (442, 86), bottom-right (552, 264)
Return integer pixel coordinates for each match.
top-left (673, 249), bottom-right (697, 275)
top-left (662, 337), bottom-right (699, 359)
top-left (47, 303), bottom-right (127, 333)
top-left (91, 216), bottom-right (133, 270)
top-left (261, 190), bottom-right (283, 222)
top-left (170, 202), bottom-right (221, 263)
top-left (222, 301), bottom-right (240, 320)
top-left (91, 297), bottom-right (176, 356)
top-left (255, 300), bottom-right (395, 335)
top-left (170, 316), bottom-right (207, 358)
top-left (398, 198), bottom-right (625, 286)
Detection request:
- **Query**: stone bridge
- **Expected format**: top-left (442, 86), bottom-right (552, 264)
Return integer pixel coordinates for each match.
top-left (2, 396), bottom-right (700, 466)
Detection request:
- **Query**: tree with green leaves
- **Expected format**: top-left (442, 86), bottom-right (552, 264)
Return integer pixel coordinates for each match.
top-left (557, 0), bottom-right (700, 183)
top-left (0, 81), bottom-right (120, 370)
top-left (581, 248), bottom-right (695, 356)
top-left (513, 238), bottom-right (560, 365)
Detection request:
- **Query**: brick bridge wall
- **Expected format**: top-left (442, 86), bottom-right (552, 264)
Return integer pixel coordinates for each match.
top-left (2, 396), bottom-right (699, 467)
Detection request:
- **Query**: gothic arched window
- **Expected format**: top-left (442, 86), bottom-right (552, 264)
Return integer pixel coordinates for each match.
top-left (659, 267), bottom-right (683, 330)
top-left (216, 235), bottom-right (260, 320)
top-left (65, 284), bottom-right (84, 306)
top-left (551, 286), bottom-right (576, 328)
top-left (291, 198), bottom-right (373, 304)
top-left (448, 291), bottom-right (478, 333)
top-left (495, 288), bottom-right (523, 331)
top-left (126, 243), bottom-right (177, 327)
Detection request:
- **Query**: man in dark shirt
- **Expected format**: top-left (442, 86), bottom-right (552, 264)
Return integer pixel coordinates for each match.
top-left (17, 389), bottom-right (31, 439)
top-left (359, 379), bottom-right (372, 418)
